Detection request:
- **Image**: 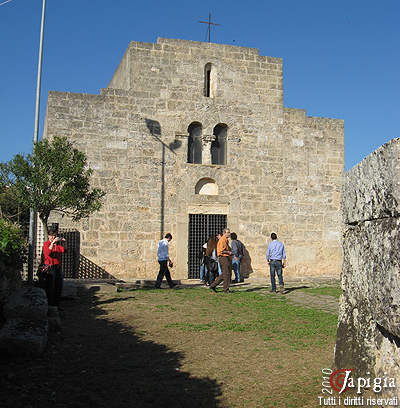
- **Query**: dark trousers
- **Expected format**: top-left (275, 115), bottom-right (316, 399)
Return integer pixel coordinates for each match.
top-left (210, 256), bottom-right (232, 292)
top-left (204, 257), bottom-right (218, 285)
top-left (45, 265), bottom-right (63, 306)
top-left (155, 260), bottom-right (174, 288)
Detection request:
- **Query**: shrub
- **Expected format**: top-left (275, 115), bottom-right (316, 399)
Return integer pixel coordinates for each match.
top-left (0, 218), bottom-right (26, 316)
top-left (0, 217), bottom-right (27, 273)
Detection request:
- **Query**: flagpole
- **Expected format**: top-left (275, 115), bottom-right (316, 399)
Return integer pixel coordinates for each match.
top-left (34, 0), bottom-right (46, 145)
top-left (28, 0), bottom-right (46, 284)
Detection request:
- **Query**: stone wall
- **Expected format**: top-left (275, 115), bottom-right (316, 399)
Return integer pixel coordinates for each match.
top-left (335, 138), bottom-right (400, 396)
top-left (109, 38), bottom-right (284, 112)
top-left (44, 38), bottom-right (344, 281)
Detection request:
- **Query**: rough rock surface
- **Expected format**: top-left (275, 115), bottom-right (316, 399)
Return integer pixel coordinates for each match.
top-left (0, 269), bottom-right (22, 315)
top-left (3, 286), bottom-right (48, 321)
top-left (342, 138), bottom-right (400, 224)
top-left (0, 318), bottom-right (48, 355)
top-left (335, 138), bottom-right (400, 397)
top-left (0, 286), bottom-right (48, 355)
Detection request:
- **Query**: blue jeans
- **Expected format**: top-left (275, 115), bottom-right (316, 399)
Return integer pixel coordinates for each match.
top-left (200, 263), bottom-right (207, 281)
top-left (217, 260), bottom-right (222, 275)
top-left (269, 260), bottom-right (283, 291)
top-left (232, 255), bottom-right (242, 282)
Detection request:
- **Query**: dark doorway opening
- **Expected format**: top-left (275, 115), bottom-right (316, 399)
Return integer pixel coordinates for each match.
top-left (188, 214), bottom-right (227, 279)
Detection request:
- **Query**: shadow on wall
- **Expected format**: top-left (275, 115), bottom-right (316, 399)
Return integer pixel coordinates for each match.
top-left (57, 230), bottom-right (118, 280)
top-left (240, 243), bottom-right (254, 279)
top-left (0, 286), bottom-right (223, 407)
top-left (78, 255), bottom-right (118, 280)
top-left (145, 118), bottom-right (181, 240)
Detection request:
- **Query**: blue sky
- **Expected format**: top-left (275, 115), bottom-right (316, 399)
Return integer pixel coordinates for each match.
top-left (1, 0), bottom-right (399, 170)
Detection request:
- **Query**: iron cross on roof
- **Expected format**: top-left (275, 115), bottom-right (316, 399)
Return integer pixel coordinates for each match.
top-left (199, 13), bottom-right (221, 43)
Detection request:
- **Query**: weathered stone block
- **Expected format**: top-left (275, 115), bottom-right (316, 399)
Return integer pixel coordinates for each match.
top-left (337, 217), bottom-right (400, 373)
top-left (3, 287), bottom-right (48, 321)
top-left (336, 139), bottom-right (400, 397)
top-left (342, 138), bottom-right (400, 224)
top-left (0, 270), bottom-right (22, 312)
top-left (0, 318), bottom-right (48, 355)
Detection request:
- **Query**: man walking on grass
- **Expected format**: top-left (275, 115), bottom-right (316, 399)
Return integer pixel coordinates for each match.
top-left (266, 232), bottom-right (286, 294)
top-left (210, 228), bottom-right (232, 293)
top-left (155, 233), bottom-right (176, 289)
top-left (230, 232), bottom-right (244, 283)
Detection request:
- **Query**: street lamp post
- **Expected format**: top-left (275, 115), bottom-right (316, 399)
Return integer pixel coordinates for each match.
top-left (27, 0), bottom-right (46, 284)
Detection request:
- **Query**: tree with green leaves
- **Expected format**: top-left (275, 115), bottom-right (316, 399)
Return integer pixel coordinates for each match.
top-left (0, 186), bottom-right (30, 227)
top-left (0, 136), bottom-right (105, 236)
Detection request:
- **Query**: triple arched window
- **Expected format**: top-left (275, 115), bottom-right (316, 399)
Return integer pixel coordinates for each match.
top-left (187, 122), bottom-right (227, 165)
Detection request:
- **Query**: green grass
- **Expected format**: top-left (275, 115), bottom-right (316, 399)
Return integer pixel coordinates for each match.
top-left (164, 322), bottom-right (214, 332)
top-left (298, 286), bottom-right (342, 298)
top-left (111, 286), bottom-right (337, 407)
top-left (155, 304), bottom-right (177, 311)
top-left (151, 288), bottom-right (338, 350)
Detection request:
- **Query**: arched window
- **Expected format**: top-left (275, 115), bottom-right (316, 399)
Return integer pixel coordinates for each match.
top-left (211, 124), bottom-right (227, 165)
top-left (195, 178), bottom-right (218, 195)
top-left (204, 63), bottom-right (217, 98)
top-left (187, 122), bottom-right (202, 164)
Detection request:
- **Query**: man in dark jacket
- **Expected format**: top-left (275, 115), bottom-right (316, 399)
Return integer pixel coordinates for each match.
top-left (230, 232), bottom-right (244, 283)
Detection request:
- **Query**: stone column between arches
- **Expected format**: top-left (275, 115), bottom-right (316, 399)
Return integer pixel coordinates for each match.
top-left (201, 134), bottom-right (214, 165)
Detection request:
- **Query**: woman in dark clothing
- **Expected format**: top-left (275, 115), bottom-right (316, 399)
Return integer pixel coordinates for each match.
top-left (204, 236), bottom-right (219, 285)
top-left (42, 227), bottom-right (66, 307)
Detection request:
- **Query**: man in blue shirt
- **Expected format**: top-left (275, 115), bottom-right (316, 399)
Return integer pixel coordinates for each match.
top-left (155, 233), bottom-right (176, 289)
top-left (266, 232), bottom-right (287, 293)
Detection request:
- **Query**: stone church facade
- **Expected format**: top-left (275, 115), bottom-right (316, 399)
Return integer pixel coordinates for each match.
top-left (44, 38), bottom-right (344, 281)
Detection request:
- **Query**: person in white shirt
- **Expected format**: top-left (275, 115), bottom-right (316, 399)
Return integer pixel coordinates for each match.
top-left (155, 233), bottom-right (176, 289)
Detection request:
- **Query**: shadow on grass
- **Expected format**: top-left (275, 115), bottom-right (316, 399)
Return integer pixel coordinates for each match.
top-left (0, 286), bottom-right (223, 408)
top-left (284, 286), bottom-right (310, 294)
top-left (94, 296), bottom-right (136, 305)
top-left (244, 287), bottom-right (267, 292)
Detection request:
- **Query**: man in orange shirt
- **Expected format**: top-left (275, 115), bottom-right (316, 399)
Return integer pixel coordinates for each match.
top-left (210, 228), bottom-right (232, 293)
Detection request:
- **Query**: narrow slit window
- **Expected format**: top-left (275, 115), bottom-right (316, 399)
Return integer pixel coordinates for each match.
top-left (206, 69), bottom-right (211, 97)
top-left (204, 63), bottom-right (212, 97)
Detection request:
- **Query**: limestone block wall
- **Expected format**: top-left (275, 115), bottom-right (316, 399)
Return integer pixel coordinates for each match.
top-left (44, 38), bottom-right (344, 281)
top-left (335, 139), bottom-right (400, 396)
top-left (109, 38), bottom-right (284, 114)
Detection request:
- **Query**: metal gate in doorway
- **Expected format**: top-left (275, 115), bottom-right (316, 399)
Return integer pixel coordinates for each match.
top-left (188, 214), bottom-right (227, 279)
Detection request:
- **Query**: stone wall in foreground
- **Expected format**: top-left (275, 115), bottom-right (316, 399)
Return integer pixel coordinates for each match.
top-left (335, 138), bottom-right (400, 397)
